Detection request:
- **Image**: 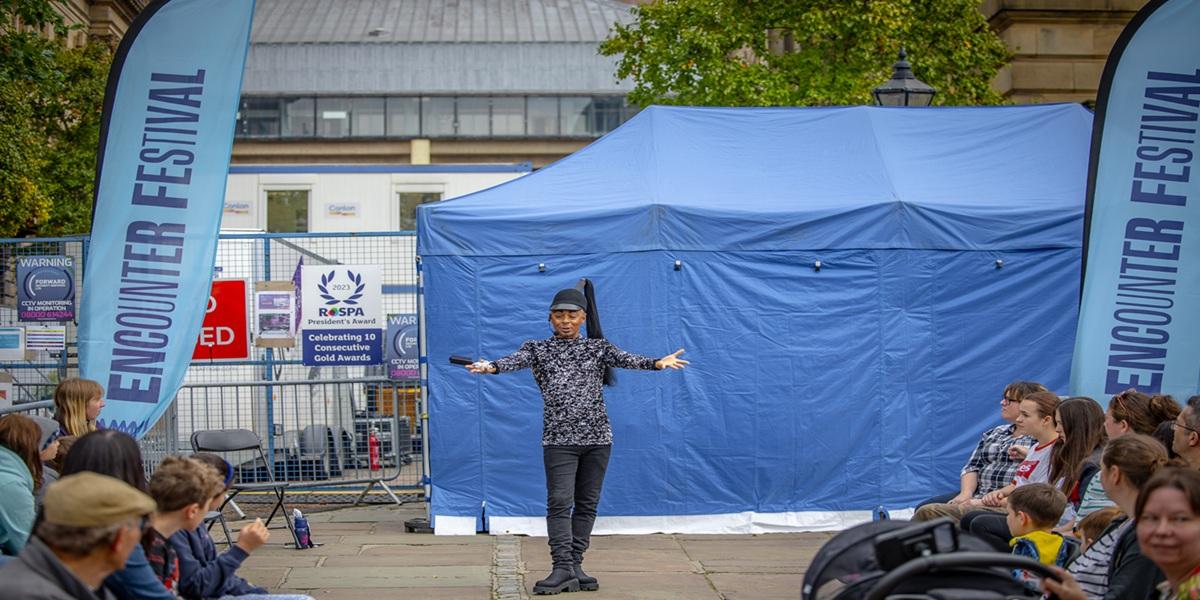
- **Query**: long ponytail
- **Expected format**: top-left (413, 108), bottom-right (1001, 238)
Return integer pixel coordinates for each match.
top-left (578, 278), bottom-right (615, 386)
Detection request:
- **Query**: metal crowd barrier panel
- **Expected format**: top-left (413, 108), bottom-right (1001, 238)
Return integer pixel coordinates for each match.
top-left (0, 232), bottom-right (425, 505)
top-left (166, 377), bottom-right (425, 505)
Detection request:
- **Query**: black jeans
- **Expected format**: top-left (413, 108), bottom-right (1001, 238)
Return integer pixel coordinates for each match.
top-left (543, 445), bottom-right (611, 568)
top-left (962, 510), bottom-right (1012, 552)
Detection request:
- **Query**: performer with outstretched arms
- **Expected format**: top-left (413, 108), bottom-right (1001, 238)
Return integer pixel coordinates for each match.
top-left (465, 280), bottom-right (688, 595)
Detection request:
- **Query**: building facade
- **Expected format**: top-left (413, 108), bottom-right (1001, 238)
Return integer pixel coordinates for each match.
top-left (224, 0), bottom-right (637, 232)
top-left (984, 0), bottom-right (1150, 105)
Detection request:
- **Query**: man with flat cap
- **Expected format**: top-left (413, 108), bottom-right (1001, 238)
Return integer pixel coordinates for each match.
top-left (0, 471), bottom-right (156, 599)
top-left (467, 279), bottom-right (688, 594)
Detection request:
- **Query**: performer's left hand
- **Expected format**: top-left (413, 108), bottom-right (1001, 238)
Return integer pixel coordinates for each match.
top-left (655, 348), bottom-right (689, 370)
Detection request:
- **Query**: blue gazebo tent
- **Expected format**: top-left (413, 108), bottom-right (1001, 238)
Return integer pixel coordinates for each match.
top-left (417, 104), bottom-right (1092, 535)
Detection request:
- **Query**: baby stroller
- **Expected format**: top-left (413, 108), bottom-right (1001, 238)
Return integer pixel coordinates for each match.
top-left (801, 518), bottom-right (1064, 600)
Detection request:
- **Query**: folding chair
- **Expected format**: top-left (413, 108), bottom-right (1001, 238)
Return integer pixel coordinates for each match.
top-left (202, 506), bottom-right (234, 549)
top-left (191, 428), bottom-right (300, 547)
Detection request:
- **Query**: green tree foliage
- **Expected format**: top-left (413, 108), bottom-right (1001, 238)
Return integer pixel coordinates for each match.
top-left (600, 0), bottom-right (1011, 108)
top-left (0, 0), bottom-right (111, 237)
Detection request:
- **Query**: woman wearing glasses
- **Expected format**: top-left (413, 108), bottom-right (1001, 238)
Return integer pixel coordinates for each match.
top-left (1172, 396), bottom-right (1200, 469)
top-left (912, 381), bottom-right (1043, 522)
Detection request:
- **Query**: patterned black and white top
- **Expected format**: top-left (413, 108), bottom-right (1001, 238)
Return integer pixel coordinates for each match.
top-left (491, 337), bottom-right (660, 446)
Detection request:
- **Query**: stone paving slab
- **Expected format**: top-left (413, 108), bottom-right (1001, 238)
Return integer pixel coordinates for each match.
top-left (325, 545), bottom-right (492, 566)
top-left (707, 572), bottom-right (808, 600)
top-left (238, 554), bottom-right (321, 568)
top-left (238, 567), bottom-right (289, 589)
top-left (227, 505), bottom-right (838, 599)
top-left (285, 586), bottom-right (492, 599)
top-left (339, 533), bottom-right (495, 545)
top-left (569, 548), bottom-right (698, 573)
top-left (284, 565), bottom-right (492, 588)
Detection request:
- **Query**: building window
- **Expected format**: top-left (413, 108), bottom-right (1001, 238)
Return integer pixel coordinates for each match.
top-left (239, 98), bottom-right (281, 137)
top-left (527, 97), bottom-right (559, 136)
top-left (421, 97), bottom-right (456, 137)
top-left (235, 94), bottom-right (634, 140)
top-left (492, 97), bottom-right (525, 136)
top-left (456, 97), bottom-right (490, 136)
top-left (267, 190), bottom-right (309, 233)
top-left (398, 191), bottom-right (443, 231)
top-left (351, 97), bottom-right (386, 137)
top-left (560, 96), bottom-right (591, 136)
top-left (282, 97), bottom-right (315, 137)
top-left (387, 97), bottom-right (420, 137)
top-left (591, 97), bottom-right (626, 136)
top-left (317, 98), bottom-right (350, 137)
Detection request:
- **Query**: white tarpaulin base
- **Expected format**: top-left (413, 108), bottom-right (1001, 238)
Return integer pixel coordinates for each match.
top-left (434, 509), bottom-right (916, 536)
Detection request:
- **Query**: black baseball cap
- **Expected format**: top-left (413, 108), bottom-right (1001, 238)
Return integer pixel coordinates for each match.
top-left (549, 288), bottom-right (587, 311)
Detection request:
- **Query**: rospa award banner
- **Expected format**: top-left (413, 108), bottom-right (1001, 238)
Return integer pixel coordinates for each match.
top-left (1070, 0), bottom-right (1200, 400)
top-left (301, 265), bottom-right (383, 366)
top-left (77, 0), bottom-right (256, 437)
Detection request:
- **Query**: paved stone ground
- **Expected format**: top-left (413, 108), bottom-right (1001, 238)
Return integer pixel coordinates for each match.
top-left (214, 505), bottom-right (833, 599)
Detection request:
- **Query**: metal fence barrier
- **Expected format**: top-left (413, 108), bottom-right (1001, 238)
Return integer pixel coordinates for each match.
top-left (0, 231), bottom-right (425, 505)
top-left (166, 377), bottom-right (423, 504)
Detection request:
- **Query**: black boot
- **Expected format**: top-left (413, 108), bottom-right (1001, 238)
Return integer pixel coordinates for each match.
top-left (533, 567), bottom-right (580, 595)
top-left (573, 563), bottom-right (598, 591)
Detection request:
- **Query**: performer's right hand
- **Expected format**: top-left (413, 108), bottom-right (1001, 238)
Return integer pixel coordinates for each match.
top-left (467, 360), bottom-right (496, 374)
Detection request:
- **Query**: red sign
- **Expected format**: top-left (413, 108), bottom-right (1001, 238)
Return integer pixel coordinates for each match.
top-left (192, 279), bottom-right (250, 360)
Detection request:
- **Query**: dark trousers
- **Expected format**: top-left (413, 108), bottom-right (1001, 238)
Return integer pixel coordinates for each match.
top-left (543, 445), bottom-right (611, 568)
top-left (916, 490), bottom-right (960, 510)
top-left (962, 510), bottom-right (1012, 552)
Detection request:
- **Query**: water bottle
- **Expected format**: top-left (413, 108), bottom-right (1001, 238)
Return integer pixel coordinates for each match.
top-left (293, 509), bottom-right (312, 548)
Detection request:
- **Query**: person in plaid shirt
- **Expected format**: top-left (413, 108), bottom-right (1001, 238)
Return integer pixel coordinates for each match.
top-left (912, 381), bottom-right (1042, 521)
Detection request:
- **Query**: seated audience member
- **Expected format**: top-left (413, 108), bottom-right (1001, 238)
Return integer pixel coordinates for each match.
top-left (1076, 390), bottom-right (1182, 524)
top-left (1007, 483), bottom-right (1072, 587)
top-left (1173, 395), bottom-right (1200, 470)
top-left (1045, 466), bottom-right (1200, 600)
top-left (47, 434), bottom-right (76, 475)
top-left (53, 378), bottom-right (105, 437)
top-left (963, 396), bottom-right (1104, 550)
top-left (1051, 397), bottom-right (1108, 527)
top-left (958, 392), bottom-right (1061, 545)
top-left (0, 472), bottom-right (155, 600)
top-left (173, 453), bottom-right (314, 600)
top-left (913, 381), bottom-right (1042, 521)
top-left (1137, 467), bottom-right (1200, 599)
top-left (1074, 507), bottom-right (1122, 554)
top-left (1050, 434), bottom-right (1169, 599)
top-left (60, 430), bottom-right (174, 600)
top-left (0, 413), bottom-right (42, 558)
top-left (29, 415), bottom-right (63, 493)
top-left (143, 456), bottom-right (225, 594)
top-left (1155, 421), bottom-right (1181, 461)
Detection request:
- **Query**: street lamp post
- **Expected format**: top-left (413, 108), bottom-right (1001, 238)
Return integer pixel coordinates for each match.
top-left (872, 48), bottom-right (936, 107)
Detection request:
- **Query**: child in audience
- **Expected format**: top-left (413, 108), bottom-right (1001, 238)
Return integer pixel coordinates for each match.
top-left (1074, 507), bottom-right (1122, 553)
top-left (52, 377), bottom-right (105, 437)
top-left (144, 456), bottom-right (225, 594)
top-left (1007, 483), bottom-right (1072, 587)
top-left (172, 453), bottom-right (314, 600)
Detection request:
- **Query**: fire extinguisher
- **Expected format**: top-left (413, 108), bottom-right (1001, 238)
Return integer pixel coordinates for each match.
top-left (368, 428), bottom-right (381, 471)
